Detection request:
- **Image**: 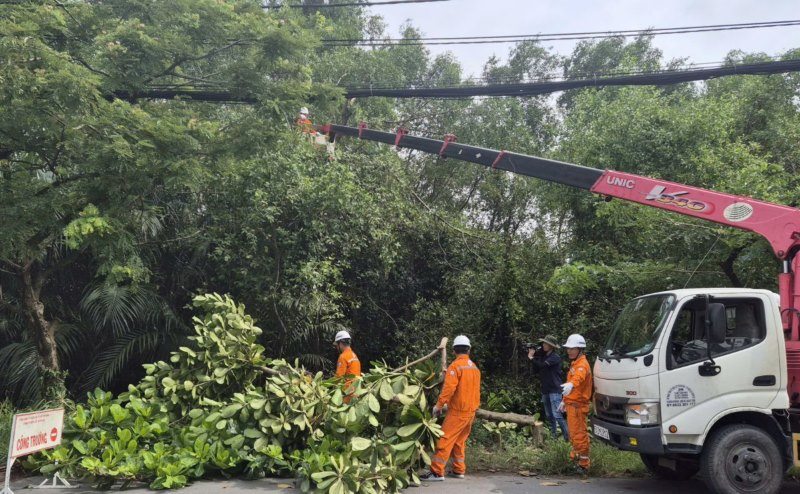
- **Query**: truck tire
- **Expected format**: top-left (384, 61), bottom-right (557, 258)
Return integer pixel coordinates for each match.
top-left (640, 454), bottom-right (699, 480)
top-left (700, 424), bottom-right (784, 494)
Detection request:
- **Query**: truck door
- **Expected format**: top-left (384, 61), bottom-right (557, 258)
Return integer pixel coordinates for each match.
top-left (658, 295), bottom-right (781, 443)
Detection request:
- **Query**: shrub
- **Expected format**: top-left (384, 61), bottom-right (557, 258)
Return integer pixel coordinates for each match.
top-left (25, 294), bottom-right (443, 493)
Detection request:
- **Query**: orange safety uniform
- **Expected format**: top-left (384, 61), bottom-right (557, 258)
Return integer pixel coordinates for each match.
top-left (335, 347), bottom-right (361, 402)
top-left (296, 116), bottom-right (315, 134)
top-left (431, 354), bottom-right (481, 476)
top-left (564, 353), bottom-right (593, 469)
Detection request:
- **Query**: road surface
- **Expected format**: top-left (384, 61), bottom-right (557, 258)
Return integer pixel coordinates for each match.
top-left (12, 474), bottom-right (800, 493)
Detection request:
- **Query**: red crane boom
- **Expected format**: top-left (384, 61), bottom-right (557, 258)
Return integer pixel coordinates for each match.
top-left (320, 123), bottom-right (800, 405)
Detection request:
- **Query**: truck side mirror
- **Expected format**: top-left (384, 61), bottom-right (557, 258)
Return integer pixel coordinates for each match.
top-left (707, 303), bottom-right (727, 345)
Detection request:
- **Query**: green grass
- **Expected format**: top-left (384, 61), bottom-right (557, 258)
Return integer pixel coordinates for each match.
top-left (467, 432), bottom-right (647, 478)
top-left (0, 400), bottom-right (13, 462)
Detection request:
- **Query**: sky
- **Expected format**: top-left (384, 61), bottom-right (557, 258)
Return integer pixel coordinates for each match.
top-left (368, 0), bottom-right (800, 78)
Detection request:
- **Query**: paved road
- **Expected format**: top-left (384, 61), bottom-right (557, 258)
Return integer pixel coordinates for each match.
top-left (11, 474), bottom-right (800, 493)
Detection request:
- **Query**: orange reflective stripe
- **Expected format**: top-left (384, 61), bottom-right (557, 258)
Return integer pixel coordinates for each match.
top-left (432, 457), bottom-right (446, 464)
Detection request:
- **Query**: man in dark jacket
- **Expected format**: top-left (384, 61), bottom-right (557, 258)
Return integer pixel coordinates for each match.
top-left (528, 334), bottom-right (569, 441)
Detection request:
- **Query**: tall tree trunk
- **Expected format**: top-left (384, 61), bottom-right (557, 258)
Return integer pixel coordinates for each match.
top-left (20, 263), bottom-right (64, 401)
top-left (720, 246), bottom-right (744, 288)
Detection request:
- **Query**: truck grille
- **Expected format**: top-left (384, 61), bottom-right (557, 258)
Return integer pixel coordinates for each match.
top-left (594, 393), bottom-right (630, 426)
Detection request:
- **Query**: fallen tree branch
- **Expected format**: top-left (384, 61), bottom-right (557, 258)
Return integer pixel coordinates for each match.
top-left (257, 365), bottom-right (280, 376)
top-left (475, 408), bottom-right (542, 427)
top-left (392, 337), bottom-right (448, 373)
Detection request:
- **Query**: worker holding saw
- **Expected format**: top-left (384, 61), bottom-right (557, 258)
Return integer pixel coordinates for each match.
top-left (421, 335), bottom-right (481, 482)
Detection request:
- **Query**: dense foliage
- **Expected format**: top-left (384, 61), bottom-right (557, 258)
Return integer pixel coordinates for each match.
top-left (2, 0), bottom-right (799, 426)
top-left (26, 293), bottom-right (443, 492)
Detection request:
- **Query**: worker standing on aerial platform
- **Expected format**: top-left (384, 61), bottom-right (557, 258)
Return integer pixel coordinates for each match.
top-left (296, 107), bottom-right (316, 134)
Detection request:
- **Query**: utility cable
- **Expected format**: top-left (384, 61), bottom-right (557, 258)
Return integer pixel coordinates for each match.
top-left (263, 0), bottom-right (449, 8)
top-left (113, 58), bottom-right (800, 102)
top-left (326, 19), bottom-right (800, 42)
top-left (683, 234), bottom-right (722, 288)
top-left (343, 58), bottom-right (800, 98)
top-left (322, 19), bottom-right (800, 46)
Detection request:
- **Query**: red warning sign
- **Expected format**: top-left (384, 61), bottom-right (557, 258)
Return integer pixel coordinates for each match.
top-left (8, 408), bottom-right (64, 458)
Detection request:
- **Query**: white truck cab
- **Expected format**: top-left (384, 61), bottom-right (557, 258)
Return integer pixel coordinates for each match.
top-left (591, 288), bottom-right (799, 494)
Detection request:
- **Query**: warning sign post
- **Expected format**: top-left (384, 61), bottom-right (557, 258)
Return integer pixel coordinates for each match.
top-left (2, 409), bottom-right (67, 494)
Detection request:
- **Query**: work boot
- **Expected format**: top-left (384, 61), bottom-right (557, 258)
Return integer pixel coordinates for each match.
top-left (420, 472), bottom-right (445, 482)
top-left (575, 464), bottom-right (589, 478)
top-left (447, 472), bottom-right (465, 479)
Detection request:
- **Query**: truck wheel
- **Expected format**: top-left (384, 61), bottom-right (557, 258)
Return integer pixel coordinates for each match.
top-left (700, 424), bottom-right (784, 494)
top-left (640, 454), bottom-right (699, 480)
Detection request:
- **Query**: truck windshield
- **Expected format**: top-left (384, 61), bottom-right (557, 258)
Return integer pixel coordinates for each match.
top-left (602, 294), bottom-right (675, 358)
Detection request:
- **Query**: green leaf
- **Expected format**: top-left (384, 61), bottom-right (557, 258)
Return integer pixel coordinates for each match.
top-left (220, 404), bottom-right (241, 418)
top-left (367, 394), bottom-right (380, 414)
top-left (329, 479), bottom-right (346, 494)
top-left (350, 437), bottom-right (371, 452)
top-left (379, 381), bottom-right (394, 401)
top-left (392, 441), bottom-right (416, 451)
top-left (311, 472), bottom-right (336, 482)
top-left (396, 423), bottom-right (423, 438)
top-left (368, 414), bottom-right (380, 427)
top-left (243, 428), bottom-right (263, 439)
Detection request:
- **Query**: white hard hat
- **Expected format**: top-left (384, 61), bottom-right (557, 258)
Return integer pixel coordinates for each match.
top-left (563, 334), bottom-right (586, 348)
top-left (334, 330), bottom-right (351, 343)
top-left (453, 335), bottom-right (471, 347)
top-left (300, 107), bottom-right (309, 115)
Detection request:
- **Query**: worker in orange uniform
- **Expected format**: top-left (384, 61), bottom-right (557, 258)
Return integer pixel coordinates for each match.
top-left (559, 333), bottom-right (593, 476)
top-left (421, 335), bottom-right (480, 482)
top-left (296, 107), bottom-right (315, 134)
top-left (334, 330), bottom-right (361, 402)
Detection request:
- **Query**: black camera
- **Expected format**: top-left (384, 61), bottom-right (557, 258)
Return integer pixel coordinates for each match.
top-left (524, 342), bottom-right (538, 350)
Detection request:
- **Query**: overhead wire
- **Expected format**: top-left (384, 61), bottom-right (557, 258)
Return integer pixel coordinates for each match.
top-left (322, 19), bottom-right (800, 46)
top-left (337, 54), bottom-right (790, 90)
top-left (263, 0), bottom-right (448, 8)
top-left (113, 58), bottom-right (800, 103)
top-left (343, 58), bottom-right (800, 98)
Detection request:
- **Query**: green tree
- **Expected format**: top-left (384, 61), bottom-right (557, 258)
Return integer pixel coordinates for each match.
top-left (0, 0), bottom-right (323, 401)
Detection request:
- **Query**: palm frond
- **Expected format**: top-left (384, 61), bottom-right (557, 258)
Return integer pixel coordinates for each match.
top-left (0, 341), bottom-right (43, 404)
top-left (79, 327), bottom-right (171, 392)
top-left (81, 283), bottom-right (166, 337)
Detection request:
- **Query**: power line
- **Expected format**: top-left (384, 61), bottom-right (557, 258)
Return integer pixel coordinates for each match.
top-left (344, 59), bottom-right (800, 98)
top-left (326, 19), bottom-right (800, 42)
top-left (113, 58), bottom-right (800, 103)
top-left (322, 19), bottom-right (800, 46)
top-left (263, 0), bottom-right (448, 8)
top-left (334, 54), bottom-right (788, 90)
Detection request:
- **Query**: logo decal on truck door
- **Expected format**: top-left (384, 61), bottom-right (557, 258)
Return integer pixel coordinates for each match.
top-left (665, 385), bottom-right (696, 408)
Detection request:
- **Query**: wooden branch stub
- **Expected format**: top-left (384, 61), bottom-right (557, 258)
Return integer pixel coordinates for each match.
top-left (475, 408), bottom-right (543, 427)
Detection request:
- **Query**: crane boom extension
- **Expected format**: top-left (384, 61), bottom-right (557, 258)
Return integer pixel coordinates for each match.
top-left (321, 123), bottom-right (800, 404)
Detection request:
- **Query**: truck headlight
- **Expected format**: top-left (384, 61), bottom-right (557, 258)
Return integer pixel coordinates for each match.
top-left (624, 402), bottom-right (660, 426)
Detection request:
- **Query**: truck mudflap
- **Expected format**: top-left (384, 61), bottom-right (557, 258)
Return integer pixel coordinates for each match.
top-left (794, 433), bottom-right (800, 467)
top-left (590, 417), bottom-right (664, 455)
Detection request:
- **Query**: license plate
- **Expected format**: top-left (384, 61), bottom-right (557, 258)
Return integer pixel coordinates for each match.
top-left (593, 424), bottom-right (610, 440)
